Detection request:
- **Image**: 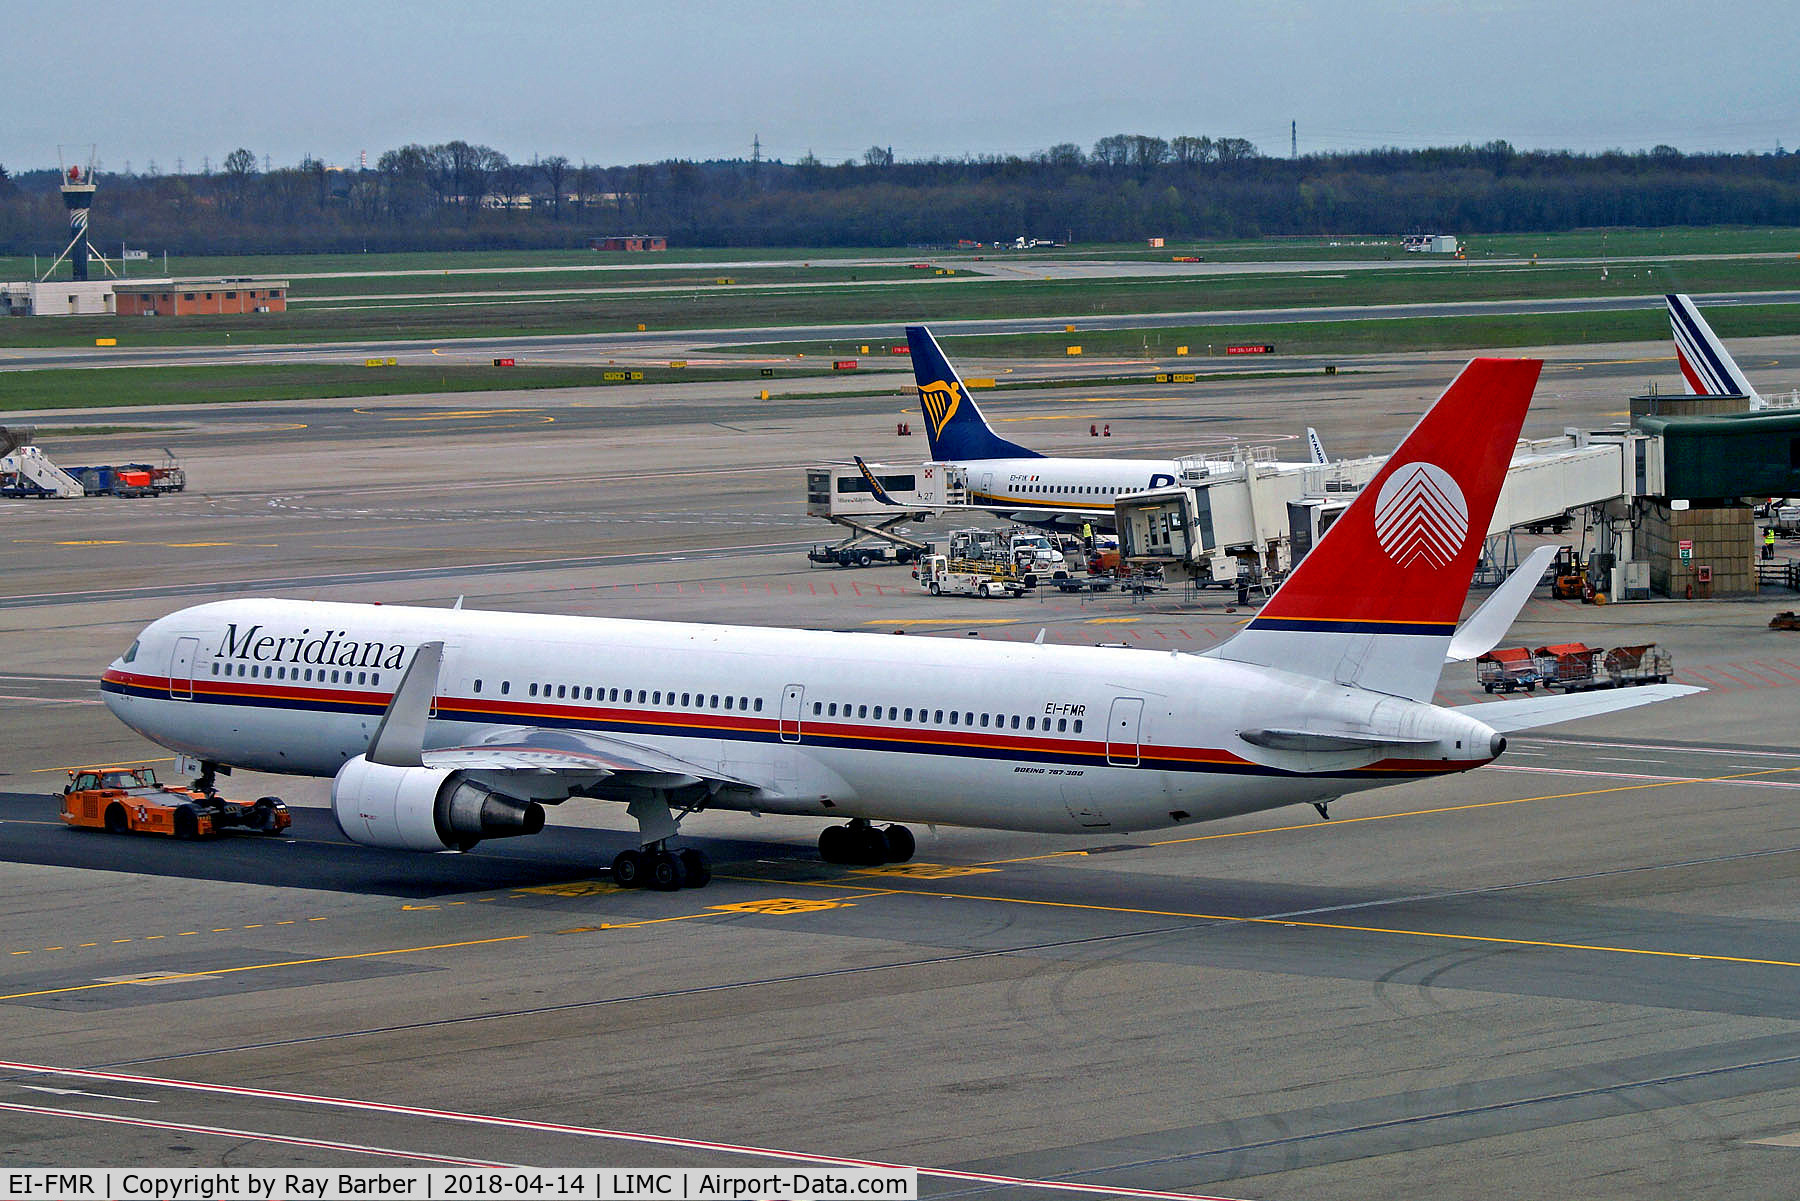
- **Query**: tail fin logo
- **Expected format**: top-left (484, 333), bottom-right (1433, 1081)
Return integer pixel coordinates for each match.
top-left (1373, 462), bottom-right (1468, 569)
top-left (918, 379), bottom-right (961, 438)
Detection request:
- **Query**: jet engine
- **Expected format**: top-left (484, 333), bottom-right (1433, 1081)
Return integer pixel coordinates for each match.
top-left (331, 755), bottom-right (545, 852)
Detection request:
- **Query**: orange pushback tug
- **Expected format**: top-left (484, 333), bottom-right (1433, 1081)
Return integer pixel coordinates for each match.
top-left (59, 765), bottom-right (289, 839)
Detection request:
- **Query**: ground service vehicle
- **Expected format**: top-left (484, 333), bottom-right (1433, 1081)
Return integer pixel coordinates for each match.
top-left (917, 554), bottom-right (1023, 597)
top-left (60, 766), bottom-right (289, 838)
top-left (1602, 644), bottom-right (1673, 686)
top-left (807, 542), bottom-right (919, 568)
top-left (1476, 647), bottom-right (1542, 693)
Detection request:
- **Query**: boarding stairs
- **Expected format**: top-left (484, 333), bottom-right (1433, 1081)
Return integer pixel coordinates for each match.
top-left (2, 445), bottom-right (86, 498)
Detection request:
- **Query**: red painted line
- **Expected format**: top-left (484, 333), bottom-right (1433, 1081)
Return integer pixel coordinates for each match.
top-left (830, 583), bottom-right (839, 595)
top-left (852, 583), bottom-right (862, 596)
top-left (0, 1062), bottom-right (1249, 1201)
top-left (0, 1100), bottom-right (507, 1167)
top-left (1706, 666), bottom-right (1758, 688)
top-left (1727, 661), bottom-right (1787, 687)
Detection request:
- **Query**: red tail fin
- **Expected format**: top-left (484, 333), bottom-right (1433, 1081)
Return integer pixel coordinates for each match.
top-left (1215, 358), bottom-right (1541, 698)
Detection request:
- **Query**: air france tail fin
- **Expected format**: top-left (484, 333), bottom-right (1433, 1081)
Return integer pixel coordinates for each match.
top-left (1210, 358), bottom-right (1542, 701)
top-left (906, 325), bottom-right (1042, 461)
top-left (1667, 293), bottom-right (1762, 407)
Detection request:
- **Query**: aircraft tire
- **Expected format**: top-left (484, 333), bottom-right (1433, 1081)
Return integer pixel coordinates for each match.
top-left (678, 848), bottom-right (712, 887)
top-left (819, 824), bottom-right (850, 863)
top-left (649, 851), bottom-right (687, 891)
top-left (853, 825), bottom-right (888, 865)
top-left (882, 824), bottom-right (915, 863)
top-left (612, 849), bottom-right (646, 888)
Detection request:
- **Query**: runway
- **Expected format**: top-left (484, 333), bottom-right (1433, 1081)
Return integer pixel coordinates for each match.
top-left (6, 289), bottom-right (1800, 371)
top-left (3, 341), bottom-right (1799, 1198)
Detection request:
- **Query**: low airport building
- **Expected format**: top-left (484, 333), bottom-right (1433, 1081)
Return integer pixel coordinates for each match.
top-left (0, 277), bottom-right (288, 317)
top-left (588, 234), bottom-right (667, 251)
top-left (0, 279), bottom-right (119, 316)
top-left (113, 279), bottom-right (288, 317)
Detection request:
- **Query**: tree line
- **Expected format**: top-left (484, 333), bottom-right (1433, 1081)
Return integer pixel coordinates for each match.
top-left (1, 136), bottom-right (1797, 256)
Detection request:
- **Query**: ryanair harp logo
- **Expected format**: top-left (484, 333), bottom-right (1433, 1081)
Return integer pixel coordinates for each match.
top-left (1373, 461), bottom-right (1468, 569)
top-left (918, 379), bottom-right (961, 437)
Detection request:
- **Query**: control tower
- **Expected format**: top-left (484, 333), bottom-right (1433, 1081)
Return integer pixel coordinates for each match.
top-left (43, 147), bottom-right (113, 282)
top-left (61, 162), bottom-right (96, 280)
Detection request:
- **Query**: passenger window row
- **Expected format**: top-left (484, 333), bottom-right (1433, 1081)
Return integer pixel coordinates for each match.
top-left (469, 678), bottom-right (764, 713)
top-left (211, 662), bottom-right (378, 687)
top-left (808, 700), bottom-right (1082, 734)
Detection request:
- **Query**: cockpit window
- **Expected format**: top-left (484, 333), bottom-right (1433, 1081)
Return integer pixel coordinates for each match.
top-left (122, 640), bottom-right (140, 664)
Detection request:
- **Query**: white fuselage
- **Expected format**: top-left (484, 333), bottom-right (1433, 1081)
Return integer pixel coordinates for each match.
top-left (956, 456), bottom-right (1187, 523)
top-left (101, 599), bottom-right (1497, 836)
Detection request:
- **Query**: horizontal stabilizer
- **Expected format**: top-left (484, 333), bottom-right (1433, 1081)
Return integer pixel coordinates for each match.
top-left (1445, 545), bottom-right (1558, 663)
top-left (1454, 684), bottom-right (1704, 733)
top-left (1239, 727), bottom-right (1436, 753)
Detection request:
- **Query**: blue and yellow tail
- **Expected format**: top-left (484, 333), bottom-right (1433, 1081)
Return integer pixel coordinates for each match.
top-left (906, 326), bottom-right (1041, 461)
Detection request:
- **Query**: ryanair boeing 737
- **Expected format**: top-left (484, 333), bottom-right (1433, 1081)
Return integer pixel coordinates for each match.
top-left (907, 325), bottom-right (1326, 530)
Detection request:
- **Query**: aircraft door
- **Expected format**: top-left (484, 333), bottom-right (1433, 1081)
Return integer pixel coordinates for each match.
top-left (168, 637), bottom-right (199, 700)
top-left (1106, 697), bottom-right (1143, 766)
top-left (780, 684), bottom-right (805, 743)
top-left (978, 471), bottom-right (994, 497)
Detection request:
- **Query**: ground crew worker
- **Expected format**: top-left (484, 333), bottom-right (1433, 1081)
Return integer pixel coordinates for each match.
top-left (1081, 521), bottom-right (1094, 549)
top-left (1766, 528), bottom-right (1778, 560)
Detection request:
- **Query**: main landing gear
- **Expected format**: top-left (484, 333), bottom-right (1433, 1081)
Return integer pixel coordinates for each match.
top-left (611, 794), bottom-right (712, 891)
top-left (818, 819), bottom-right (916, 866)
top-left (612, 844), bottom-right (711, 892)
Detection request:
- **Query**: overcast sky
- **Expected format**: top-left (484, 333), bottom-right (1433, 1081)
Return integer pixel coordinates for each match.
top-left (5, 0), bottom-right (1797, 174)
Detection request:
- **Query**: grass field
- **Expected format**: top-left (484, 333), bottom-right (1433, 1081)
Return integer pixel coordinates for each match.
top-left (732, 302), bottom-right (1800, 361)
top-left (3, 255), bottom-right (1796, 350)
top-left (0, 363), bottom-right (848, 413)
top-left (6, 227), bottom-right (1789, 280)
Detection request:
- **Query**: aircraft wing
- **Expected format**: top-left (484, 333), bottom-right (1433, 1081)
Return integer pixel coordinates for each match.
top-left (1453, 684), bottom-right (1704, 733)
top-left (420, 725), bottom-right (763, 794)
top-left (962, 500), bottom-right (1098, 527)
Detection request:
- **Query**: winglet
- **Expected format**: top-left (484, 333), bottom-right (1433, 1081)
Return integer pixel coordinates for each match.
top-left (1445, 545), bottom-right (1558, 662)
top-left (853, 456), bottom-right (903, 506)
top-left (367, 641), bottom-right (444, 768)
top-left (1305, 427), bottom-right (1328, 465)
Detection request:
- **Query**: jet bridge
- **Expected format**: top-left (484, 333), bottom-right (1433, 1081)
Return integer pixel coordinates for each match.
top-left (1116, 431), bottom-right (1635, 587)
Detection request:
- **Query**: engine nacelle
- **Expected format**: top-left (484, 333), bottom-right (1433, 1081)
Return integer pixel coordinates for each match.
top-left (331, 756), bottom-right (545, 852)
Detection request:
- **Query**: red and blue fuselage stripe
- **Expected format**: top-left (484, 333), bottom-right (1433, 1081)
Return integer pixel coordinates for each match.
top-left (101, 670), bottom-right (1459, 781)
